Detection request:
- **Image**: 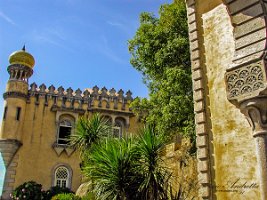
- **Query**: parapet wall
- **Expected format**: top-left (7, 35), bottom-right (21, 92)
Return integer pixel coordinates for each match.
top-left (27, 83), bottom-right (134, 114)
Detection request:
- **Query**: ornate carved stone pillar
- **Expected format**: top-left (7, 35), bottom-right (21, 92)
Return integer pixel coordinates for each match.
top-left (240, 99), bottom-right (267, 199)
top-left (223, 1), bottom-right (267, 199)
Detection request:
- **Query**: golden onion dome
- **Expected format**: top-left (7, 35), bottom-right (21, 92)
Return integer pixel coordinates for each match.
top-left (8, 45), bottom-right (35, 68)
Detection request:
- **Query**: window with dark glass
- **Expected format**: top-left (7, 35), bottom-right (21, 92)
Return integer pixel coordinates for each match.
top-left (16, 107), bottom-right (21, 121)
top-left (57, 120), bottom-right (72, 145)
top-left (112, 118), bottom-right (125, 138)
top-left (3, 106), bottom-right (7, 120)
top-left (113, 126), bottom-right (121, 138)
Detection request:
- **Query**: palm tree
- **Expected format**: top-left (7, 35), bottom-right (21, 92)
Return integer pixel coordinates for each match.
top-left (82, 137), bottom-right (140, 200)
top-left (70, 113), bottom-right (111, 154)
top-left (71, 115), bottom-right (171, 200)
top-left (134, 125), bottom-right (170, 200)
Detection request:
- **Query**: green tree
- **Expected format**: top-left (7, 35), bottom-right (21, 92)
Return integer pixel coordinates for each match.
top-left (128, 0), bottom-right (195, 148)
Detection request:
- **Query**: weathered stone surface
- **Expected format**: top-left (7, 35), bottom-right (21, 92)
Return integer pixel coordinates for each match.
top-left (197, 147), bottom-right (208, 160)
top-left (228, 0), bottom-right (259, 14)
top-left (196, 135), bottom-right (207, 147)
top-left (192, 59), bottom-right (201, 70)
top-left (196, 123), bottom-right (206, 135)
top-left (192, 69), bottom-right (202, 81)
top-left (194, 101), bottom-right (204, 113)
top-left (195, 112), bottom-right (206, 124)
top-left (0, 139), bottom-right (21, 168)
top-left (194, 90), bottom-right (203, 101)
top-left (234, 17), bottom-right (265, 39)
top-left (199, 3), bottom-right (260, 199)
top-left (231, 4), bottom-right (263, 25)
top-left (189, 30), bottom-right (198, 42)
top-left (235, 29), bottom-right (265, 50)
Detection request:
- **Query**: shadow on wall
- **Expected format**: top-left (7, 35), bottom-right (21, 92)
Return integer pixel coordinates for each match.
top-left (0, 152), bottom-right (6, 196)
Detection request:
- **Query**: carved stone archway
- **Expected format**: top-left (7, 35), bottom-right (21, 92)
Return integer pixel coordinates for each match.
top-left (186, 0), bottom-right (267, 199)
top-left (222, 1), bottom-right (267, 199)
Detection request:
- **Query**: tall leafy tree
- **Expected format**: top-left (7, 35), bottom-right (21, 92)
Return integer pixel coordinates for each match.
top-left (128, 0), bottom-right (194, 147)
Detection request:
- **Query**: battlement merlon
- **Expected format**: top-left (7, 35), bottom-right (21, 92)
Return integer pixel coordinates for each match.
top-left (20, 83), bottom-right (134, 114)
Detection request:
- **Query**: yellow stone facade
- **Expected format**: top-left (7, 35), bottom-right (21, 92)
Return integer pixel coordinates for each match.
top-left (186, 0), bottom-right (266, 199)
top-left (0, 48), bottom-right (141, 199)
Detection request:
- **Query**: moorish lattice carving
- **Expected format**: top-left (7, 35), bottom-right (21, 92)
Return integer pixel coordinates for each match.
top-left (226, 62), bottom-right (265, 100)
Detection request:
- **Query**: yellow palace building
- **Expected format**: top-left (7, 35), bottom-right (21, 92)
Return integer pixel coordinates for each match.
top-left (0, 47), bottom-right (140, 199)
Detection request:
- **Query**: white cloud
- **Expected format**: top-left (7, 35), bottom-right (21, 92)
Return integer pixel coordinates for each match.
top-left (45, 28), bottom-right (66, 41)
top-left (107, 21), bottom-right (123, 27)
top-left (30, 29), bottom-right (74, 53)
top-left (97, 35), bottom-right (127, 65)
top-left (106, 18), bottom-right (137, 38)
top-left (0, 11), bottom-right (16, 25)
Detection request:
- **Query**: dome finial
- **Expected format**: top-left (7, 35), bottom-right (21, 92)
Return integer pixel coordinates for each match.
top-left (9, 45), bottom-right (35, 68)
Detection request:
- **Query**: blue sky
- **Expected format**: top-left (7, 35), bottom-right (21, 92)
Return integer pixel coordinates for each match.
top-left (0, 0), bottom-right (172, 195)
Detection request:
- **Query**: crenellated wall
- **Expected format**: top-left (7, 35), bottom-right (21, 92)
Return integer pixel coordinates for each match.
top-left (27, 83), bottom-right (133, 113)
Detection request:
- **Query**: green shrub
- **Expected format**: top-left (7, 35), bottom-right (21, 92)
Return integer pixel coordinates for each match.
top-left (80, 192), bottom-right (95, 200)
top-left (11, 181), bottom-right (46, 200)
top-left (51, 193), bottom-right (81, 200)
top-left (45, 186), bottom-right (74, 199)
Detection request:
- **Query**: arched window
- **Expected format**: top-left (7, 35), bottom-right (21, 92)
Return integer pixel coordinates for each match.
top-left (54, 166), bottom-right (69, 188)
top-left (57, 119), bottom-right (72, 145)
top-left (113, 117), bottom-right (126, 138)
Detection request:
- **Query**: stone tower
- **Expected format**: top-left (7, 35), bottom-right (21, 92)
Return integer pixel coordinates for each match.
top-left (0, 46), bottom-right (35, 199)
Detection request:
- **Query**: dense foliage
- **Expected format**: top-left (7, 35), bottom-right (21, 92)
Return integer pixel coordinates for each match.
top-left (11, 182), bottom-right (75, 200)
top-left (81, 125), bottom-right (169, 200)
top-left (70, 113), bottom-right (111, 153)
top-left (135, 126), bottom-right (169, 200)
top-left (11, 181), bottom-right (46, 200)
top-left (70, 113), bottom-right (198, 200)
top-left (128, 0), bottom-right (195, 148)
top-left (82, 137), bottom-right (139, 200)
top-left (45, 186), bottom-right (74, 200)
top-left (51, 193), bottom-right (81, 200)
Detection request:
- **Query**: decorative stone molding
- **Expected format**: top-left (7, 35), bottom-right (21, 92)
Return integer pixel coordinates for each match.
top-left (239, 97), bottom-right (267, 199)
top-left (186, 0), bottom-right (211, 199)
top-left (226, 61), bottom-right (265, 101)
top-left (88, 108), bottom-right (134, 117)
top-left (3, 91), bottom-right (28, 100)
top-left (52, 143), bottom-right (75, 157)
top-left (223, 0), bottom-right (267, 104)
top-left (240, 98), bottom-right (267, 137)
top-left (51, 105), bottom-right (85, 114)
